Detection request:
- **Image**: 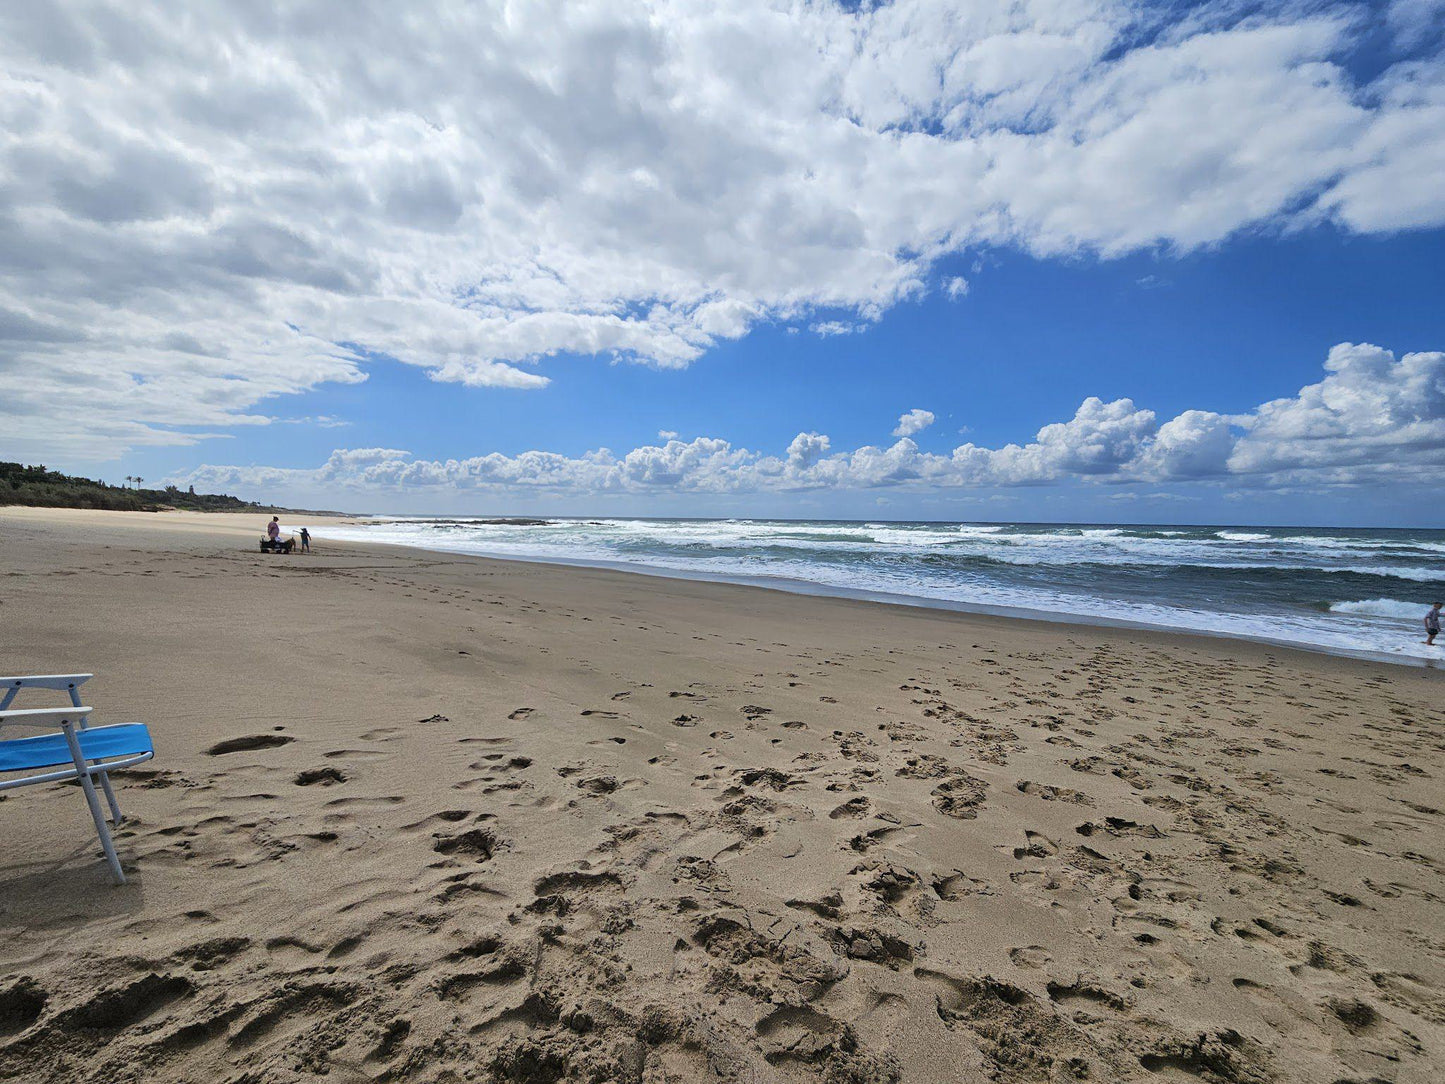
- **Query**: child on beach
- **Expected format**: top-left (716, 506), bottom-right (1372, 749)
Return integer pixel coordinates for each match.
top-left (1427, 603), bottom-right (1442, 646)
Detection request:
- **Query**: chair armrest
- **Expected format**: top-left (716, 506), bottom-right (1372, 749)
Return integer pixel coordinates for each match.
top-left (0, 674), bottom-right (93, 691)
top-left (0, 706), bottom-right (93, 728)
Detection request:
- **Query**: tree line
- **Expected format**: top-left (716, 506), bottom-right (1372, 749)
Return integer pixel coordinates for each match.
top-left (0, 462), bottom-right (261, 512)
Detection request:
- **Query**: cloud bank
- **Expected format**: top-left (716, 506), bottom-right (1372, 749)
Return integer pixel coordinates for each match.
top-left (2, 1), bottom-right (1443, 460)
top-left (179, 344), bottom-right (1445, 500)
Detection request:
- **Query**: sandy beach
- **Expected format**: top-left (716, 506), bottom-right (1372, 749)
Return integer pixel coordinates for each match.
top-left (1, 507), bottom-right (1441, 1084)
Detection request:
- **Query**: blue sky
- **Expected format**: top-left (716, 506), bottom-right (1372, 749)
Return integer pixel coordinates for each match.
top-left (207, 227), bottom-right (1443, 467)
top-left (4, 2), bottom-right (1444, 524)
top-left (136, 226), bottom-right (1445, 525)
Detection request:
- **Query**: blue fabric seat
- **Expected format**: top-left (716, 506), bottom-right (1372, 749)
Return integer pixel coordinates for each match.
top-left (0, 723), bottom-right (154, 773)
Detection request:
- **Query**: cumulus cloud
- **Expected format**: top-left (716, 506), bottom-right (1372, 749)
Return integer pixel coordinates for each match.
top-left (786, 432), bottom-right (831, 470)
top-left (178, 343), bottom-right (1445, 499)
top-left (893, 409), bottom-right (936, 437)
top-left (1, 2), bottom-right (1443, 460)
top-left (1226, 342), bottom-right (1445, 480)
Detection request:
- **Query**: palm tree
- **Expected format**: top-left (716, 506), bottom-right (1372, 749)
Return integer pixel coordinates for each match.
top-left (123, 475), bottom-right (134, 488)
top-left (134, 476), bottom-right (144, 490)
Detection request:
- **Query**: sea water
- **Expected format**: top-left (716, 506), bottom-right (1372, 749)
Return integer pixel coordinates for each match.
top-left (309, 518), bottom-right (1445, 665)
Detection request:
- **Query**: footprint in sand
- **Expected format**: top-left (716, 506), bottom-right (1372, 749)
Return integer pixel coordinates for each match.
top-left (402, 809), bottom-right (470, 830)
top-left (294, 767), bottom-right (347, 787)
top-left (173, 935), bottom-right (252, 972)
top-left (432, 825), bottom-right (505, 862)
top-left (467, 754), bottom-right (532, 768)
top-left (324, 795), bottom-right (404, 808)
top-left (1008, 945), bottom-right (1051, 969)
top-left (575, 775), bottom-right (619, 795)
top-left (829, 796), bottom-right (871, 819)
top-left (47, 973), bottom-right (195, 1033)
top-left (0, 979), bottom-right (47, 1036)
top-left (507, 707), bottom-right (534, 720)
top-left (1012, 831), bottom-right (1059, 860)
top-left (1046, 980), bottom-right (1129, 1011)
top-left (206, 734), bottom-right (294, 756)
top-left (1016, 780), bottom-right (1094, 805)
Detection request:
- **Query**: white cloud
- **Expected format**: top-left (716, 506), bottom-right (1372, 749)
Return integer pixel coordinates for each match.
top-left (1226, 342), bottom-right (1445, 481)
top-left (1388, 0), bottom-right (1445, 48)
top-left (658, 429), bottom-right (678, 440)
top-left (1135, 410), bottom-right (1236, 479)
top-left (179, 343), bottom-right (1445, 500)
top-left (786, 432), bottom-right (831, 470)
top-left (810, 320), bottom-right (865, 337)
top-left (1321, 60), bottom-right (1445, 232)
top-left (945, 277), bottom-right (970, 299)
top-left (1, 3), bottom-right (1443, 459)
top-left (893, 409), bottom-right (936, 437)
top-left (279, 415), bottom-right (350, 429)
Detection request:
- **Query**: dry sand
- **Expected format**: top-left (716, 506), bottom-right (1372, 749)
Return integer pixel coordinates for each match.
top-left (0, 507), bottom-right (1441, 1084)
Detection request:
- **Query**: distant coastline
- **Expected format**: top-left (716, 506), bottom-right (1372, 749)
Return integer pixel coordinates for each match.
top-left (0, 461), bottom-right (350, 517)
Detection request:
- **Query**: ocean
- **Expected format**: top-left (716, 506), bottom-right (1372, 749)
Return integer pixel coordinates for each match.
top-left (308, 518), bottom-right (1445, 665)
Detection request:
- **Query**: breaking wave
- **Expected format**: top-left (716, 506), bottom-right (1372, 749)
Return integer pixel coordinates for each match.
top-left (309, 517), bottom-right (1445, 664)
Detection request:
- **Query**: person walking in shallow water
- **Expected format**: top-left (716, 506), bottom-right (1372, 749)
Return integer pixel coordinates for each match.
top-left (1427, 602), bottom-right (1442, 646)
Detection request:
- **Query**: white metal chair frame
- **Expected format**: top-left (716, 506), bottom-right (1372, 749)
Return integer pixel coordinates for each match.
top-left (0, 674), bottom-right (154, 883)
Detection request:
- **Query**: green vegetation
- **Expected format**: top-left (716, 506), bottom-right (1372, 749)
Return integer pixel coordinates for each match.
top-left (1, 462), bottom-right (262, 512)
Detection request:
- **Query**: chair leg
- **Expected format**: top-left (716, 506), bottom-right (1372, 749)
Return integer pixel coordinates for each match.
top-left (67, 688), bottom-right (126, 837)
top-left (61, 724), bottom-right (125, 884)
top-left (97, 770), bottom-right (124, 823)
top-left (78, 768), bottom-right (125, 883)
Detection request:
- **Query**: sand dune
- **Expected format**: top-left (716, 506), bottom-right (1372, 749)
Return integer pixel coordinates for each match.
top-left (0, 508), bottom-right (1441, 1083)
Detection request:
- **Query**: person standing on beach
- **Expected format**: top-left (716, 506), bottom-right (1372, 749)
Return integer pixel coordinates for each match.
top-left (266, 516), bottom-right (280, 544)
top-left (300, 527), bottom-right (310, 553)
top-left (1427, 602), bottom-right (1442, 646)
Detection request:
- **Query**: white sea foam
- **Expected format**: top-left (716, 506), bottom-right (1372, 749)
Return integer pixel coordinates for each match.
top-left (1330, 599), bottom-right (1436, 620)
top-left (311, 518), bottom-right (1445, 663)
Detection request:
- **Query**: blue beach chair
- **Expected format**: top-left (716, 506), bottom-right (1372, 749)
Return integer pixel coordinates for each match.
top-left (0, 674), bottom-right (154, 884)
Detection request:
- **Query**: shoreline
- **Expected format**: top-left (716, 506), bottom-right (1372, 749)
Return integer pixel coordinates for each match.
top-left (310, 525), bottom-right (1445, 671)
top-left (6, 503), bottom-right (1438, 670)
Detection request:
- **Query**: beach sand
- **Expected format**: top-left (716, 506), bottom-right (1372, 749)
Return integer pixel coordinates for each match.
top-left (0, 507), bottom-right (1441, 1083)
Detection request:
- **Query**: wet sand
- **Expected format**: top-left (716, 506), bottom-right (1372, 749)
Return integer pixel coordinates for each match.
top-left (1, 507), bottom-right (1442, 1083)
